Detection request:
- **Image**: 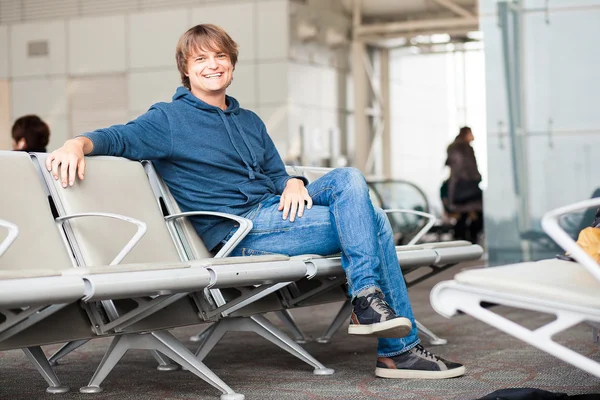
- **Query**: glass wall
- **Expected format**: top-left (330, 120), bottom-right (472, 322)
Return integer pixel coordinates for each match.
top-left (481, 0), bottom-right (600, 265)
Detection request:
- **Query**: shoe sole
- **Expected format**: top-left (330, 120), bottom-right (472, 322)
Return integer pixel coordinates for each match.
top-left (375, 365), bottom-right (466, 379)
top-left (347, 317), bottom-right (412, 338)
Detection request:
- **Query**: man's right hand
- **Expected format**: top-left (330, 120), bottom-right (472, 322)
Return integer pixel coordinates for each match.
top-left (46, 137), bottom-right (93, 188)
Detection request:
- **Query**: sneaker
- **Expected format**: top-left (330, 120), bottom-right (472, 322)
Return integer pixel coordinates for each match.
top-left (348, 287), bottom-right (412, 338)
top-left (375, 344), bottom-right (465, 379)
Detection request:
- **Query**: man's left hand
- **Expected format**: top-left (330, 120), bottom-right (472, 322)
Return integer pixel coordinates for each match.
top-left (279, 178), bottom-right (313, 222)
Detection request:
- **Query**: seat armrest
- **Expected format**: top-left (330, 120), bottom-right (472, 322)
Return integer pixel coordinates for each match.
top-left (542, 198), bottom-right (600, 281)
top-left (165, 211), bottom-right (253, 258)
top-left (0, 219), bottom-right (19, 258)
top-left (56, 212), bottom-right (146, 265)
top-left (383, 209), bottom-right (436, 245)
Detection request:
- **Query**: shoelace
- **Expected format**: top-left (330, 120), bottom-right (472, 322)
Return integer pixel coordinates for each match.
top-left (413, 344), bottom-right (441, 361)
top-left (363, 292), bottom-right (393, 318)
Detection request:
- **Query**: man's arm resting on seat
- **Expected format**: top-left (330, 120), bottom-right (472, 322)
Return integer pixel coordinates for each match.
top-left (45, 106), bottom-right (171, 188)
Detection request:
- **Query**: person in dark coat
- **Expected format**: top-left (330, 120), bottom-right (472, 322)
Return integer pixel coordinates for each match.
top-left (444, 126), bottom-right (483, 243)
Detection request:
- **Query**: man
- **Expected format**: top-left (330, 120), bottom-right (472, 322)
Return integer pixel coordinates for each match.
top-left (12, 114), bottom-right (50, 152)
top-left (46, 24), bottom-right (464, 379)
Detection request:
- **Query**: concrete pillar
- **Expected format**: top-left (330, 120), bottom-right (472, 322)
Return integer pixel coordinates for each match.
top-left (351, 40), bottom-right (371, 173)
top-left (351, 0), bottom-right (370, 173)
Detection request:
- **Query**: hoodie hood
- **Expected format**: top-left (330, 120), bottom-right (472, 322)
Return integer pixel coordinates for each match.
top-left (173, 86), bottom-right (240, 114)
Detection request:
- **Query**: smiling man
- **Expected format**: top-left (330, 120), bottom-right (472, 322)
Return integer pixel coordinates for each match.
top-left (46, 24), bottom-right (465, 380)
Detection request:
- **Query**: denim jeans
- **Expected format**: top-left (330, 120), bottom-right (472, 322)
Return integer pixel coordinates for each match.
top-left (229, 168), bottom-right (420, 356)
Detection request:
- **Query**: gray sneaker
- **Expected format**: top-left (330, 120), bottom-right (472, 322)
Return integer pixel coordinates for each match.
top-left (376, 344), bottom-right (465, 379)
top-left (348, 287), bottom-right (412, 338)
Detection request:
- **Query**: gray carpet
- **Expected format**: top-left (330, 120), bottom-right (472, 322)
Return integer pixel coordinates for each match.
top-left (2, 261), bottom-right (599, 400)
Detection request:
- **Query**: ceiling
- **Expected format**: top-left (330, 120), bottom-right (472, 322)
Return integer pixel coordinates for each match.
top-left (338, 0), bottom-right (477, 22)
top-left (295, 0), bottom-right (481, 49)
top-left (332, 0), bottom-right (480, 47)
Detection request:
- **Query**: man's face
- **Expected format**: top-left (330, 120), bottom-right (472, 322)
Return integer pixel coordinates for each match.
top-left (186, 49), bottom-right (234, 99)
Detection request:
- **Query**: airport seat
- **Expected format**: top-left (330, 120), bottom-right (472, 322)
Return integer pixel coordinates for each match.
top-left (0, 151), bottom-right (325, 399)
top-left (32, 153), bottom-right (332, 393)
top-left (143, 161), bottom-right (335, 375)
top-left (0, 209), bottom-right (85, 395)
top-left (0, 151), bottom-right (229, 397)
top-left (430, 198), bottom-right (600, 378)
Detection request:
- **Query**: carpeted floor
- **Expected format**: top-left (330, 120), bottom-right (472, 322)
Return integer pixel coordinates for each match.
top-left (1, 261), bottom-right (599, 400)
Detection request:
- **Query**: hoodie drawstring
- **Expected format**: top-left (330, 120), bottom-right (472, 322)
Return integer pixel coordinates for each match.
top-left (217, 110), bottom-right (256, 179)
top-left (231, 114), bottom-right (260, 171)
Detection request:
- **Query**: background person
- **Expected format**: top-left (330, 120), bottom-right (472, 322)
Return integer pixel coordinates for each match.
top-left (444, 126), bottom-right (483, 243)
top-left (11, 115), bottom-right (50, 152)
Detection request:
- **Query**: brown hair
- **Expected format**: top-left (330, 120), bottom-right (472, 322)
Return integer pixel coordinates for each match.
top-left (175, 24), bottom-right (239, 89)
top-left (12, 115), bottom-right (50, 152)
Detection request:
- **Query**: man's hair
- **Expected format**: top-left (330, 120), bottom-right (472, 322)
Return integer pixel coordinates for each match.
top-left (175, 24), bottom-right (239, 89)
top-left (12, 115), bottom-right (50, 151)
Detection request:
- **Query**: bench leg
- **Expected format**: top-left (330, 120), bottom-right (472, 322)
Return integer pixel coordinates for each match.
top-left (80, 335), bottom-right (128, 394)
top-left (189, 323), bottom-right (215, 343)
top-left (196, 316), bottom-right (333, 375)
top-left (150, 349), bottom-right (179, 371)
top-left (192, 310), bottom-right (310, 345)
top-left (80, 332), bottom-right (243, 399)
top-left (48, 338), bottom-right (178, 371)
top-left (23, 346), bottom-right (69, 394)
top-left (48, 339), bottom-right (89, 366)
top-left (274, 310), bottom-right (308, 344)
top-left (250, 315), bottom-right (334, 375)
top-left (316, 300), bottom-right (352, 344)
top-left (415, 320), bottom-right (448, 345)
top-left (195, 322), bottom-right (226, 360)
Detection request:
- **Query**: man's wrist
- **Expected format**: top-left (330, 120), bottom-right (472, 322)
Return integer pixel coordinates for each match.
top-left (72, 136), bottom-right (93, 154)
top-left (286, 177), bottom-right (303, 186)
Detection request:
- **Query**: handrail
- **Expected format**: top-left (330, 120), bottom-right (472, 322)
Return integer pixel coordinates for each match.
top-left (367, 178), bottom-right (431, 214)
top-left (165, 211), bottom-right (253, 258)
top-left (383, 209), bottom-right (436, 245)
top-left (541, 198), bottom-right (600, 282)
top-left (0, 219), bottom-right (19, 258)
top-left (56, 213), bottom-right (147, 265)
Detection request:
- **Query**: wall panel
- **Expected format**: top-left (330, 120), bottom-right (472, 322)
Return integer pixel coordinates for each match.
top-left (68, 15), bottom-right (126, 75)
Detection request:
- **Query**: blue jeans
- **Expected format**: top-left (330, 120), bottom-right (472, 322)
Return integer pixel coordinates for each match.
top-left (230, 167), bottom-right (420, 357)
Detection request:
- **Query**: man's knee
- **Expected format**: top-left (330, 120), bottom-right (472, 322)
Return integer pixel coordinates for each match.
top-left (330, 167), bottom-right (368, 191)
top-left (374, 206), bottom-right (386, 219)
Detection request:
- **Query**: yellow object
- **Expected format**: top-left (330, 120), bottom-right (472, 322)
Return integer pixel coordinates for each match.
top-left (573, 227), bottom-right (600, 264)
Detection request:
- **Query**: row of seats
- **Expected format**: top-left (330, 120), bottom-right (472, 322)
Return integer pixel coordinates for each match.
top-left (0, 152), bottom-right (483, 399)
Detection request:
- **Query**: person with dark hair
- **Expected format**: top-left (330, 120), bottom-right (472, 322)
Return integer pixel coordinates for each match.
top-left (12, 115), bottom-right (50, 152)
top-left (46, 24), bottom-right (465, 380)
top-left (444, 126), bottom-right (483, 243)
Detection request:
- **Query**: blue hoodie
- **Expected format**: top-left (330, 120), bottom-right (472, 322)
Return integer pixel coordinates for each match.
top-left (84, 86), bottom-right (305, 251)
